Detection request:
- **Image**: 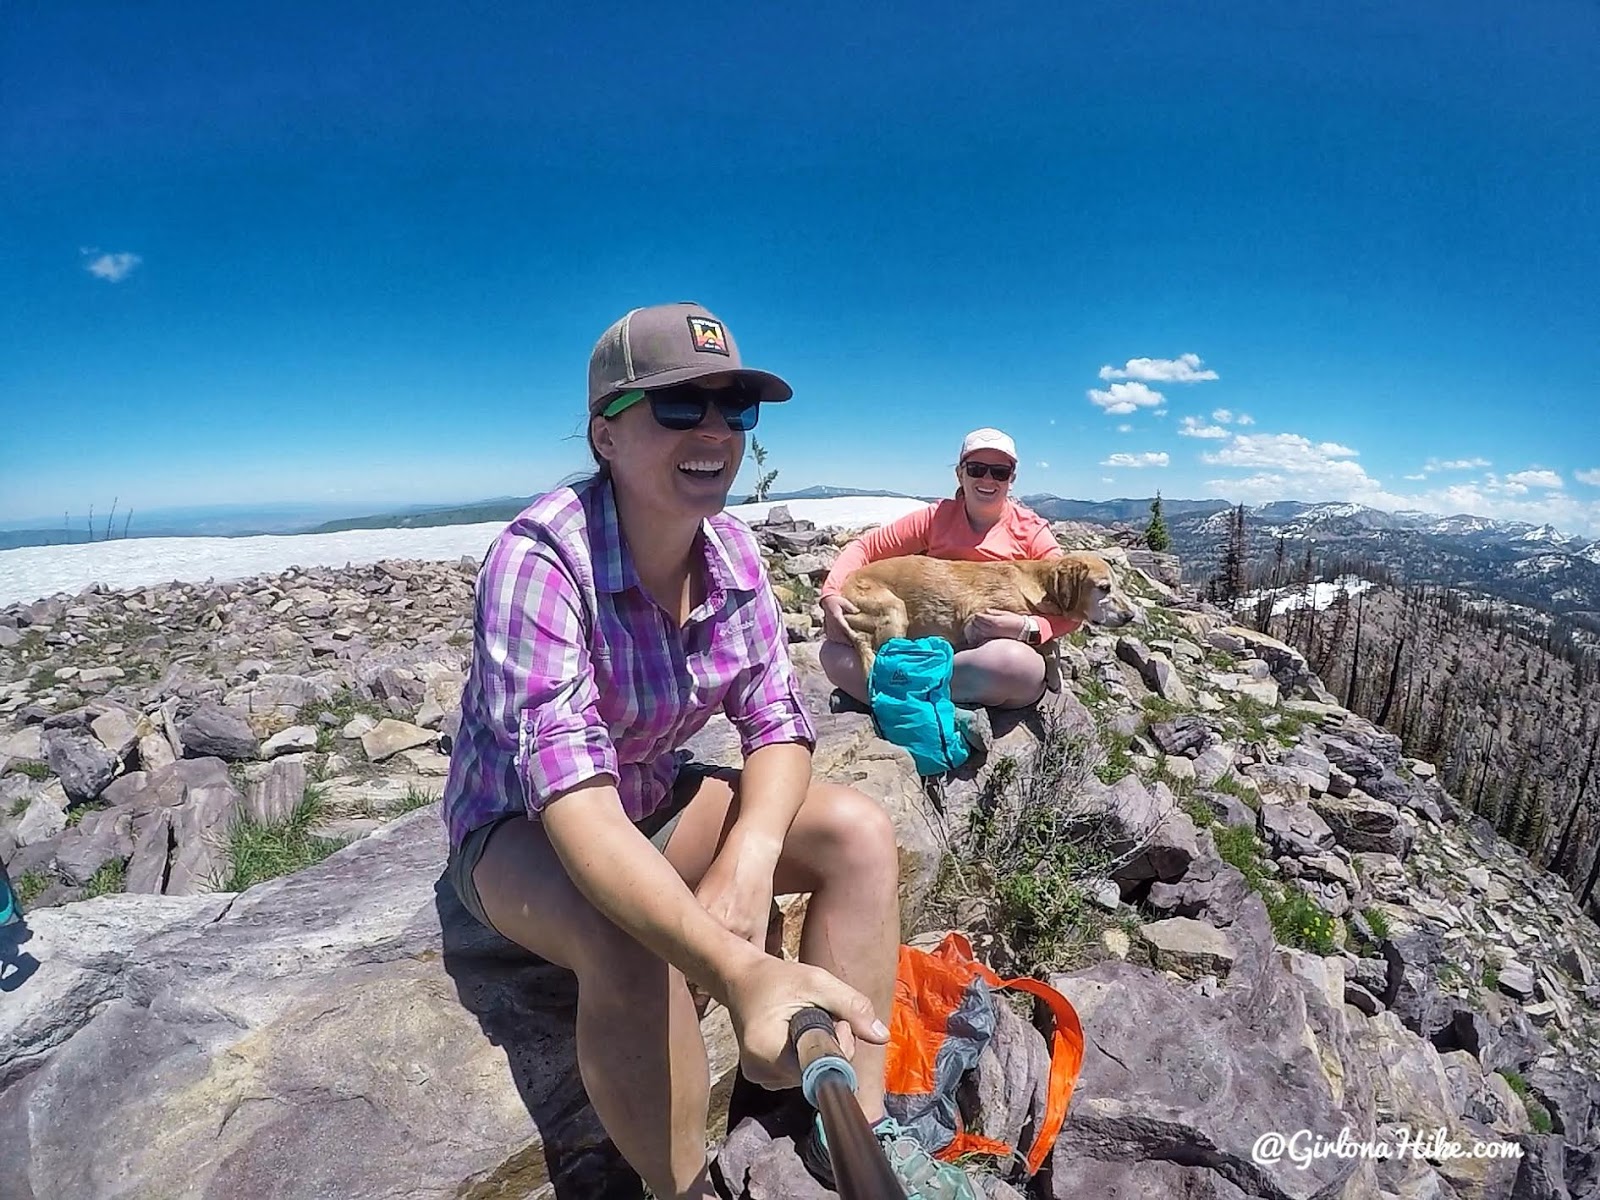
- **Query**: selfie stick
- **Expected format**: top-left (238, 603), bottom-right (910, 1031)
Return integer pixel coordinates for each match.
top-left (789, 1006), bottom-right (909, 1200)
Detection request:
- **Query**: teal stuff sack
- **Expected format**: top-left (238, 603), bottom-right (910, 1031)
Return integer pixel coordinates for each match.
top-left (867, 637), bottom-right (970, 777)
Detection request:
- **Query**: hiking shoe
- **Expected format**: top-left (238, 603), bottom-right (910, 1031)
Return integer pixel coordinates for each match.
top-left (954, 705), bottom-right (992, 755)
top-left (799, 1113), bottom-right (978, 1200)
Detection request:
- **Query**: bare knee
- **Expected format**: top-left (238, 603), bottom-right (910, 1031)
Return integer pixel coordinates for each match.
top-left (956, 639), bottom-right (1045, 708)
top-left (819, 640), bottom-right (869, 701)
top-left (795, 784), bottom-right (899, 891)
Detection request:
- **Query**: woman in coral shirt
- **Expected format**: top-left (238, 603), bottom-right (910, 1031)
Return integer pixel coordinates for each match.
top-left (819, 428), bottom-right (1080, 714)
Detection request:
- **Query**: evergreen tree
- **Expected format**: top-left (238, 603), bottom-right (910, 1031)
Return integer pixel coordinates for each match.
top-left (1144, 491), bottom-right (1172, 552)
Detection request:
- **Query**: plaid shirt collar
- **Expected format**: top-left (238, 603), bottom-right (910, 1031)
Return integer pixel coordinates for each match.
top-left (590, 477), bottom-right (762, 605)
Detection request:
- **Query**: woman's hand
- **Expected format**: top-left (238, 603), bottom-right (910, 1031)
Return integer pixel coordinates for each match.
top-left (695, 834), bottom-right (779, 949)
top-left (723, 954), bottom-right (890, 1090)
top-left (964, 610), bottom-right (1029, 644)
top-left (819, 594), bottom-right (860, 644)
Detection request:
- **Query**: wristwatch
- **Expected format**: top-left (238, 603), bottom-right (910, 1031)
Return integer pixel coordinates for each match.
top-left (1020, 615), bottom-right (1041, 645)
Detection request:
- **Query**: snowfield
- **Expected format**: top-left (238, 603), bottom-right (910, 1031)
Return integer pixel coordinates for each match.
top-left (0, 496), bottom-right (929, 608)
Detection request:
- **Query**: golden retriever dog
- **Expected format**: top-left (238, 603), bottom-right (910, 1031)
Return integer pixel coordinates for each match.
top-left (837, 551), bottom-right (1140, 692)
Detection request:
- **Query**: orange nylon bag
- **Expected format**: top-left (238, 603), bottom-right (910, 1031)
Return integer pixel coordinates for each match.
top-left (883, 932), bottom-right (1084, 1177)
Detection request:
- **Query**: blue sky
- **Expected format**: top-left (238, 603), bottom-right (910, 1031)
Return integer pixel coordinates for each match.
top-left (4, 1), bottom-right (1599, 534)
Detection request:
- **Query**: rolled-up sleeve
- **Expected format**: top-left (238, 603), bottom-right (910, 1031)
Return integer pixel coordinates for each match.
top-left (722, 581), bottom-right (817, 757)
top-left (476, 531), bottom-right (617, 816)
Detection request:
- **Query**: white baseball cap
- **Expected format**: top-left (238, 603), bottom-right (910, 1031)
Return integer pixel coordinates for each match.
top-left (959, 427), bottom-right (1018, 463)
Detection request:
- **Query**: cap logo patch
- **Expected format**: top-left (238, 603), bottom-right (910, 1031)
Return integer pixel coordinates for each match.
top-left (687, 316), bottom-right (730, 356)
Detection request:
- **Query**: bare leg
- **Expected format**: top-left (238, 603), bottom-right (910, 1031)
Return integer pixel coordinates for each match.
top-left (819, 638), bottom-right (870, 703)
top-left (473, 818), bottom-right (719, 1199)
top-left (470, 772), bottom-right (902, 1196)
top-left (661, 776), bottom-right (901, 1123)
top-left (951, 639), bottom-right (1047, 708)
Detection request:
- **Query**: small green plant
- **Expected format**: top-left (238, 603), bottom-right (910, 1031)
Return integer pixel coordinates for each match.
top-left (16, 869), bottom-right (49, 905)
top-left (446, 630), bottom-right (471, 647)
top-left (1500, 1070), bottom-right (1528, 1098)
top-left (218, 785), bottom-right (346, 893)
top-left (83, 857), bottom-right (126, 898)
top-left (1211, 771), bottom-right (1259, 808)
top-left (1214, 824), bottom-right (1269, 891)
top-left (1140, 694), bottom-right (1184, 724)
top-left (294, 685), bottom-right (384, 730)
top-left (1269, 889), bottom-right (1338, 955)
top-left (8, 795), bottom-right (30, 817)
top-left (747, 438), bottom-right (779, 503)
top-left (1528, 1101), bottom-right (1554, 1134)
top-left (315, 726), bottom-right (335, 754)
top-left (1481, 962), bottom-right (1501, 992)
top-left (1361, 906), bottom-right (1392, 943)
top-left (65, 801), bottom-right (108, 828)
top-left (391, 785), bottom-right (438, 816)
top-left (11, 760), bottom-right (52, 782)
top-left (1095, 728), bottom-right (1136, 784)
top-left (1075, 674), bottom-right (1114, 709)
top-left (1181, 793), bottom-right (1218, 829)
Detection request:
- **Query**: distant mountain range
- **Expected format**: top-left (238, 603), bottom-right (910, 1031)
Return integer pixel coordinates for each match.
top-left (5, 489), bottom-right (1598, 632)
top-left (1118, 499), bottom-right (1600, 631)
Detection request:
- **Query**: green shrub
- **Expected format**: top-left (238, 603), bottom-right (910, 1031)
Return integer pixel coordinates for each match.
top-left (1361, 906), bottom-right (1392, 942)
top-left (16, 869), bottom-right (49, 905)
top-left (1269, 889), bottom-right (1338, 955)
top-left (83, 858), bottom-right (126, 898)
top-left (218, 784), bottom-right (346, 893)
top-left (925, 707), bottom-right (1132, 974)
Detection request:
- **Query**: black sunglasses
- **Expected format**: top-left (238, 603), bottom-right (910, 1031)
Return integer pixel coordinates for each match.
top-left (961, 460), bottom-right (1014, 482)
top-left (603, 381), bottom-right (763, 432)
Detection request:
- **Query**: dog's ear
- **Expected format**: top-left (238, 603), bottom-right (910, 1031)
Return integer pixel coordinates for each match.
top-left (1052, 557), bottom-right (1088, 615)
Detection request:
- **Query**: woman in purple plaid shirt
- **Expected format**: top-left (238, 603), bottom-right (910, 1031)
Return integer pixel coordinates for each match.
top-left (442, 303), bottom-right (904, 1198)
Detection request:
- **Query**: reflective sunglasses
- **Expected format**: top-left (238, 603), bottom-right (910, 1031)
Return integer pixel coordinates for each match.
top-left (601, 381), bottom-right (762, 432)
top-left (961, 460), bottom-right (1014, 482)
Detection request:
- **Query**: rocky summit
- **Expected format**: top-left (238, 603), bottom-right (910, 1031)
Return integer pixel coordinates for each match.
top-left (2, 507), bottom-right (1598, 1199)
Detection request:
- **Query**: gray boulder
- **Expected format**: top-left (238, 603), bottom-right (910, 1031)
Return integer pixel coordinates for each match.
top-left (1047, 898), bottom-right (1378, 1199)
top-left (1310, 793), bottom-right (1415, 859)
top-left (42, 728), bottom-right (119, 803)
top-left (177, 704), bottom-right (260, 762)
top-left (0, 807), bottom-right (726, 1200)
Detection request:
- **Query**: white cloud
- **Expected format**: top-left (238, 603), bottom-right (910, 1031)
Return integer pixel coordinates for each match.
top-left (1199, 428), bottom-right (1600, 536)
top-left (1212, 408), bottom-right (1234, 423)
top-left (1100, 476), bottom-right (1115, 484)
top-left (1505, 468), bottom-right (1563, 490)
top-left (1116, 423), bottom-right (1133, 434)
top-left (1101, 452), bottom-right (1170, 469)
top-left (82, 250), bottom-right (143, 283)
top-left (1179, 416), bottom-right (1230, 439)
top-left (1098, 353), bottom-right (1218, 383)
top-left (1036, 461), bottom-right (1049, 469)
top-left (1203, 433), bottom-right (1359, 470)
top-left (1577, 468), bottom-right (1600, 487)
top-left (1236, 413), bottom-right (1255, 425)
top-left (1416, 456), bottom-right (1492, 476)
top-left (1087, 381), bottom-right (1165, 415)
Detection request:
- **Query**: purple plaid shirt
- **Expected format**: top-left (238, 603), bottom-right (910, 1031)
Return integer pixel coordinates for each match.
top-left (442, 477), bottom-right (817, 849)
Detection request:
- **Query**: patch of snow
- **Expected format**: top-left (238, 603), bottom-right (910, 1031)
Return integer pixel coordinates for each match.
top-left (0, 495), bottom-right (931, 608)
top-left (1238, 574), bottom-right (1375, 617)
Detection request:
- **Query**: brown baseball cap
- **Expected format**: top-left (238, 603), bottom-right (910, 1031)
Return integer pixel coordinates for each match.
top-left (587, 302), bottom-right (794, 417)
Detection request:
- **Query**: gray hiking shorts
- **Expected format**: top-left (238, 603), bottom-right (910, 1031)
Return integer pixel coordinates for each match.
top-left (445, 760), bottom-right (724, 938)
